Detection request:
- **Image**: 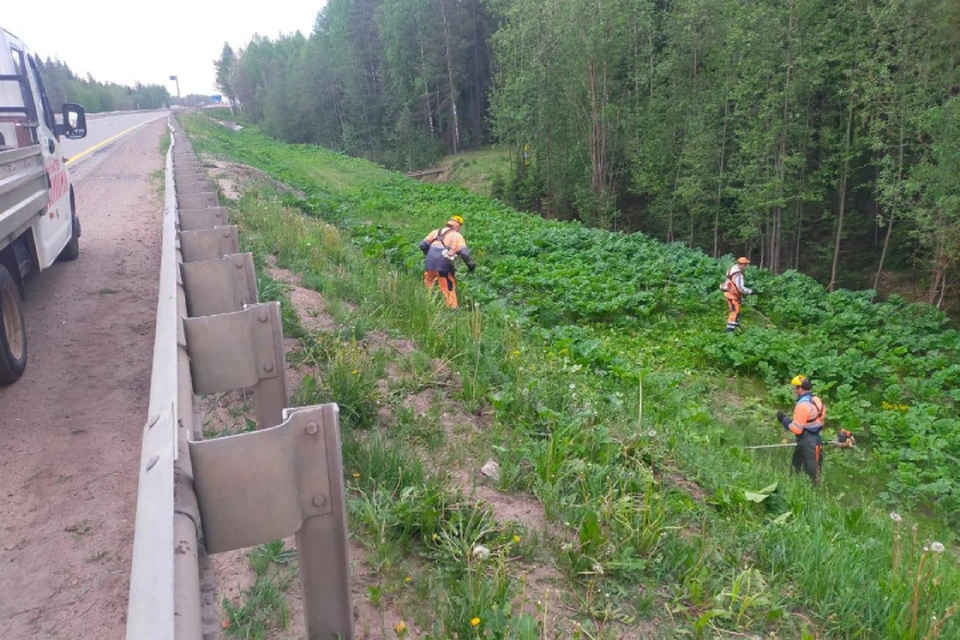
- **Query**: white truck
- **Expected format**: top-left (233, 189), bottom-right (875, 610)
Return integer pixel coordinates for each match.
top-left (1, 26), bottom-right (86, 383)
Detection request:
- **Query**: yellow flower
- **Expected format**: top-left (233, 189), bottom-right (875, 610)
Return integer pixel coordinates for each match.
top-left (471, 617), bottom-right (481, 627)
top-left (394, 620), bottom-right (408, 636)
top-left (352, 472), bottom-right (360, 479)
top-left (404, 575), bottom-right (412, 583)
top-left (432, 533), bottom-right (439, 541)
top-left (513, 535), bottom-right (521, 544)
top-left (351, 369), bottom-right (359, 375)
top-left (511, 350), bottom-right (521, 357)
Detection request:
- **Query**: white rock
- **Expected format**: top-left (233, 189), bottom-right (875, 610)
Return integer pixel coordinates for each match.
top-left (480, 459), bottom-right (500, 482)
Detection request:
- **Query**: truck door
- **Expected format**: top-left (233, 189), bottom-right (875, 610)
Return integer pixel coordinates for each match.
top-left (19, 51), bottom-right (72, 268)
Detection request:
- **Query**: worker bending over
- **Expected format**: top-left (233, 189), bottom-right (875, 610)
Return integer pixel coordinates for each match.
top-left (419, 215), bottom-right (476, 309)
top-left (721, 257), bottom-right (752, 332)
top-left (776, 375), bottom-right (826, 484)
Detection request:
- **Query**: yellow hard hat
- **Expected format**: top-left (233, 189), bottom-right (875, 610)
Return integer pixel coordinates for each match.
top-left (449, 215), bottom-right (465, 226)
top-left (790, 375), bottom-right (808, 387)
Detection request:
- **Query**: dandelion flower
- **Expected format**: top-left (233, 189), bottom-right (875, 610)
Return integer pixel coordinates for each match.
top-left (404, 575), bottom-right (412, 583)
top-left (513, 535), bottom-right (522, 544)
top-left (569, 383), bottom-right (576, 390)
top-left (394, 620), bottom-right (407, 636)
top-left (431, 533), bottom-right (439, 541)
top-left (472, 544), bottom-right (491, 560)
top-left (351, 369), bottom-right (358, 375)
top-left (471, 617), bottom-right (481, 627)
top-left (351, 472), bottom-right (360, 479)
top-left (931, 542), bottom-right (945, 554)
top-left (890, 512), bottom-right (903, 523)
top-left (647, 429), bottom-right (657, 438)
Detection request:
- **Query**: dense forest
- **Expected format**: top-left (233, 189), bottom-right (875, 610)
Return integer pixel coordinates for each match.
top-left (214, 0), bottom-right (959, 302)
top-left (39, 59), bottom-right (170, 113)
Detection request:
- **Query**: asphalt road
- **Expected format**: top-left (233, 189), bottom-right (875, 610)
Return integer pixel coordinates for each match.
top-left (62, 110), bottom-right (169, 174)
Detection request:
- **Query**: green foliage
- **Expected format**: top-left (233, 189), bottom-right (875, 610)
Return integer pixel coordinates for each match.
top-left (39, 58), bottom-right (169, 112)
top-left (221, 0), bottom-right (496, 168)
top-left (223, 541), bottom-right (296, 638)
top-left (186, 113), bottom-right (960, 521)
top-left (184, 113), bottom-right (960, 638)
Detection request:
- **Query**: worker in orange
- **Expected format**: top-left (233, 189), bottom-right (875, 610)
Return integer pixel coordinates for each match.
top-left (419, 215), bottom-right (476, 309)
top-left (721, 257), bottom-right (753, 332)
top-left (776, 375), bottom-right (826, 484)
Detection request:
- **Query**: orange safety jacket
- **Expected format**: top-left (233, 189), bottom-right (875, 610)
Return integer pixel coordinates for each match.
top-left (787, 393), bottom-right (826, 438)
top-left (419, 227), bottom-right (475, 273)
top-left (721, 264), bottom-right (752, 299)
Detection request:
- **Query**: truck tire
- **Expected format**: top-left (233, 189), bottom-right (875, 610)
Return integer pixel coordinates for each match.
top-left (58, 204), bottom-right (81, 262)
top-left (0, 265), bottom-right (27, 383)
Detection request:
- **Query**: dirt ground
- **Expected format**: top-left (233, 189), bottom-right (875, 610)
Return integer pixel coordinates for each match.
top-left (0, 120), bottom-right (165, 639)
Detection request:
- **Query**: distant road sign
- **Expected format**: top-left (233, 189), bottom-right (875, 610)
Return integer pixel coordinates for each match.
top-left (211, 95), bottom-right (223, 103)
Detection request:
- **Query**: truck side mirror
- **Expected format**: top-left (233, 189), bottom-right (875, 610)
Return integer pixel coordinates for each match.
top-left (55, 104), bottom-right (87, 140)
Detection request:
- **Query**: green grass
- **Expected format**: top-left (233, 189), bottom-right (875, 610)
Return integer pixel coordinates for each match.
top-left (183, 113), bottom-right (960, 639)
top-left (426, 146), bottom-right (512, 197)
top-left (159, 126), bottom-right (171, 158)
top-left (222, 541), bottom-right (296, 639)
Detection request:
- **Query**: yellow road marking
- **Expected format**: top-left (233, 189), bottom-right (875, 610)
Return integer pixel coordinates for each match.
top-left (65, 119), bottom-right (155, 165)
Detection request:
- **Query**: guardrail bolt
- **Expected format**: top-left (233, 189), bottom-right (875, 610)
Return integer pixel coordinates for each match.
top-left (223, 230), bottom-right (231, 238)
top-left (306, 423), bottom-right (319, 435)
top-left (312, 494), bottom-right (327, 507)
top-left (258, 312), bottom-right (268, 323)
top-left (146, 455), bottom-right (159, 471)
top-left (234, 261), bottom-right (243, 269)
top-left (264, 362), bottom-right (275, 373)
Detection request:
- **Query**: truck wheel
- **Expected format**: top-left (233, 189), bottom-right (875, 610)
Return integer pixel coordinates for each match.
top-left (0, 265), bottom-right (27, 383)
top-left (58, 199), bottom-right (81, 262)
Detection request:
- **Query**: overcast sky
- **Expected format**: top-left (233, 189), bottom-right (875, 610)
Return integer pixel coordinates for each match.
top-left (3, 0), bottom-right (321, 96)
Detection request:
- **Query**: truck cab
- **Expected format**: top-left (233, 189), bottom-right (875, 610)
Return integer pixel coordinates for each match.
top-left (0, 26), bottom-right (87, 382)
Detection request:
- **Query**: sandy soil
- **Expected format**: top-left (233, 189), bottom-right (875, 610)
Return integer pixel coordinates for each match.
top-left (0, 120), bottom-right (166, 639)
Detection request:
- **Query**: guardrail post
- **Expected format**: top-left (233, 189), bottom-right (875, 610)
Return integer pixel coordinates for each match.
top-left (179, 207), bottom-right (229, 231)
top-left (179, 226), bottom-right (240, 263)
top-left (189, 404), bottom-right (353, 639)
top-left (181, 253), bottom-right (258, 316)
top-left (178, 191), bottom-right (219, 210)
top-left (183, 303), bottom-right (287, 429)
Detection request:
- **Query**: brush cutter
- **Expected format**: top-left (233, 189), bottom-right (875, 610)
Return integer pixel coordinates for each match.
top-left (742, 429), bottom-right (856, 451)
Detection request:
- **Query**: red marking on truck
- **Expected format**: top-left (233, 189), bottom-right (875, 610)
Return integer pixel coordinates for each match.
top-left (45, 158), bottom-right (68, 208)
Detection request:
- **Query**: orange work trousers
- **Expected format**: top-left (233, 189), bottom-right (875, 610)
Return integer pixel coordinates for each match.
top-left (725, 294), bottom-right (741, 332)
top-left (425, 270), bottom-right (458, 309)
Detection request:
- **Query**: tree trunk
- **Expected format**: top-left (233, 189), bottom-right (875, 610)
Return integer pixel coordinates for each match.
top-left (469, 0), bottom-right (486, 146)
top-left (873, 114), bottom-right (906, 291)
top-left (828, 100), bottom-right (855, 292)
top-left (714, 100), bottom-right (729, 258)
top-left (419, 42), bottom-right (435, 136)
top-left (792, 97), bottom-right (812, 270)
top-left (929, 217), bottom-right (950, 307)
top-left (771, 0), bottom-right (796, 274)
top-left (439, 0), bottom-right (461, 154)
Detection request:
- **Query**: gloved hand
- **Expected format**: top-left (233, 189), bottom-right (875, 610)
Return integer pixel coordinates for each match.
top-left (468, 263), bottom-right (476, 273)
top-left (776, 411), bottom-right (789, 428)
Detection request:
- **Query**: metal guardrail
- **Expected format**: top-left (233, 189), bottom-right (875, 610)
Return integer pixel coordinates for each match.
top-left (126, 118), bottom-right (353, 640)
